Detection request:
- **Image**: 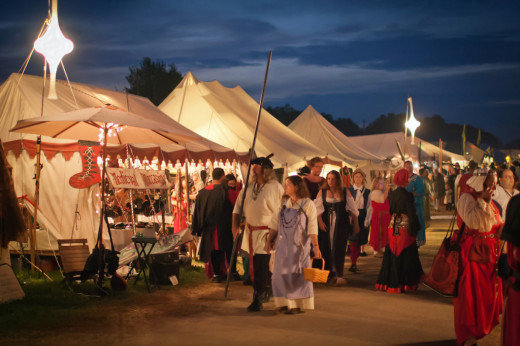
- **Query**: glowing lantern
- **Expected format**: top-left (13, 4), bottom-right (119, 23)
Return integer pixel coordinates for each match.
top-left (405, 97), bottom-right (421, 144)
top-left (33, 0), bottom-right (74, 99)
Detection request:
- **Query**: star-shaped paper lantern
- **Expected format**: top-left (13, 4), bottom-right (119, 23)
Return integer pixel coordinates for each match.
top-left (34, 3), bottom-right (73, 100)
top-left (405, 97), bottom-right (420, 144)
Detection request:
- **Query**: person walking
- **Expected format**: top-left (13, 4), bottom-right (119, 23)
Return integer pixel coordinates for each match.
top-left (348, 169), bottom-right (372, 267)
top-left (315, 170), bottom-right (359, 285)
top-left (266, 175), bottom-right (321, 314)
top-left (433, 168), bottom-right (446, 212)
top-left (376, 169), bottom-right (424, 293)
top-left (303, 156), bottom-right (325, 200)
top-left (192, 168), bottom-right (231, 282)
top-left (232, 156), bottom-right (284, 312)
top-left (420, 168), bottom-right (433, 226)
top-left (404, 161), bottom-right (426, 246)
top-left (454, 168), bottom-right (503, 346)
top-left (369, 177), bottom-right (391, 257)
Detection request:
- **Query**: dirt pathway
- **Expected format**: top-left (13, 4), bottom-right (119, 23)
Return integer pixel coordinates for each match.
top-left (3, 213), bottom-right (501, 346)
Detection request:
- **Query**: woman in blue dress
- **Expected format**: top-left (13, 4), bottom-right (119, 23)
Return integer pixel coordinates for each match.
top-left (266, 175), bottom-right (321, 314)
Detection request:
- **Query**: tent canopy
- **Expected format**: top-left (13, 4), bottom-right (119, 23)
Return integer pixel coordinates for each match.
top-left (289, 105), bottom-right (385, 167)
top-left (349, 132), bottom-right (466, 164)
top-left (0, 73), bottom-right (238, 250)
top-left (159, 72), bottom-right (340, 170)
top-left (1, 73), bottom-right (235, 155)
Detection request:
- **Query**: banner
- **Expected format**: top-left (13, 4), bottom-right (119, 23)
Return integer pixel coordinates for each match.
top-left (106, 168), bottom-right (170, 189)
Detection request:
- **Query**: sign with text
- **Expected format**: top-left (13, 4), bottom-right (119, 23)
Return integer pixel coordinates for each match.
top-left (106, 168), bottom-right (170, 190)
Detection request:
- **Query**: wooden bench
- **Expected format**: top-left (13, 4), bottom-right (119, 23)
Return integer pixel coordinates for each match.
top-left (58, 239), bottom-right (90, 282)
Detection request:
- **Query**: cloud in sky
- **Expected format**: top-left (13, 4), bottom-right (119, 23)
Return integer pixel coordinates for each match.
top-left (1, 0), bottom-right (519, 141)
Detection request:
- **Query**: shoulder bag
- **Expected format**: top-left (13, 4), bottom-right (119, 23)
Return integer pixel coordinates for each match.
top-left (423, 212), bottom-right (464, 297)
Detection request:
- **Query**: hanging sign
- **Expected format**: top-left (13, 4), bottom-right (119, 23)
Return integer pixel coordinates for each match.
top-left (106, 168), bottom-right (170, 190)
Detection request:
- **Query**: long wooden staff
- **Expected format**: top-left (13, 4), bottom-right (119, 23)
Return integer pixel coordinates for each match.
top-left (224, 51), bottom-right (272, 297)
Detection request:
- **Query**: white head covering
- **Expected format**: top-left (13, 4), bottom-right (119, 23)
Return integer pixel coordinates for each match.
top-left (466, 167), bottom-right (490, 192)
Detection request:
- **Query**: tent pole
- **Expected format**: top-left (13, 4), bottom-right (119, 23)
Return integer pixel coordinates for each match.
top-left (184, 157), bottom-right (190, 224)
top-left (29, 136), bottom-right (43, 271)
top-left (126, 144), bottom-right (136, 234)
top-left (96, 124), bottom-right (108, 287)
top-left (225, 51), bottom-right (272, 297)
top-left (30, 62), bottom-right (48, 272)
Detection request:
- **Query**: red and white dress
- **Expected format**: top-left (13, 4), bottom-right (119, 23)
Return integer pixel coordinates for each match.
top-left (454, 192), bottom-right (503, 345)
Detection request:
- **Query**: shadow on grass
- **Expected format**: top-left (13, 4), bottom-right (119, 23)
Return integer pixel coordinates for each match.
top-left (0, 265), bottom-right (206, 337)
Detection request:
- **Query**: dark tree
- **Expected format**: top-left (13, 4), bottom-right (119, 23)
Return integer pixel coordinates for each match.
top-left (364, 113), bottom-right (406, 134)
top-left (125, 57), bottom-right (183, 106)
top-left (331, 116), bottom-right (364, 136)
top-left (266, 104), bottom-right (301, 126)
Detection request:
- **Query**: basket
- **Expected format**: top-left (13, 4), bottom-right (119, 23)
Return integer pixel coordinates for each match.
top-left (303, 258), bottom-right (329, 283)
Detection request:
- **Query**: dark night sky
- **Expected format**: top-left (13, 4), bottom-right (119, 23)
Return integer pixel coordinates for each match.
top-left (1, 1), bottom-right (519, 142)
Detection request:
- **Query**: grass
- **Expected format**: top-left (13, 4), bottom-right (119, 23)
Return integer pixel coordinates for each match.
top-left (0, 264), bottom-right (206, 337)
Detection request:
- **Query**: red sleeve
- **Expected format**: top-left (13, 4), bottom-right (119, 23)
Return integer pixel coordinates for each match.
top-left (227, 188), bottom-right (240, 205)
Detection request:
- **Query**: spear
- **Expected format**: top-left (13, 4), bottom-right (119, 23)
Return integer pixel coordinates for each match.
top-left (224, 51), bottom-right (272, 297)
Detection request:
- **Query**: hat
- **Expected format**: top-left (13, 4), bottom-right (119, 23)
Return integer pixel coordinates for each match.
top-left (251, 154), bottom-right (274, 169)
top-left (466, 167), bottom-right (490, 192)
top-left (352, 168), bottom-right (366, 179)
top-left (393, 169), bottom-right (409, 187)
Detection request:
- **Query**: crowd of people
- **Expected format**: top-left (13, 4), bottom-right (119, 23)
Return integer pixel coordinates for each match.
top-left (188, 155), bottom-right (520, 344)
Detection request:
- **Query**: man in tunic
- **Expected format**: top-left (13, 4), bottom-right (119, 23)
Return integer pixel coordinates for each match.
top-left (404, 161), bottom-right (426, 246)
top-left (232, 156), bottom-right (284, 312)
top-left (192, 168), bottom-right (232, 282)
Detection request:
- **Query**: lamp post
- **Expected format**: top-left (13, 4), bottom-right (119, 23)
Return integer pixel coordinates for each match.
top-left (405, 96), bottom-right (420, 144)
top-left (33, 0), bottom-right (73, 100)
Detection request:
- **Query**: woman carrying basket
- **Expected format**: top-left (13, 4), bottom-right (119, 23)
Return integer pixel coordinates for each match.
top-left (266, 175), bottom-right (321, 314)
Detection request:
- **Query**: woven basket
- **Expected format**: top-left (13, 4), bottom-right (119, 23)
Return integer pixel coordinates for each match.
top-left (303, 258), bottom-right (329, 283)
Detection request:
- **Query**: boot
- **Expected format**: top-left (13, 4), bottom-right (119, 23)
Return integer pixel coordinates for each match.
top-left (246, 290), bottom-right (262, 312)
top-left (259, 285), bottom-right (272, 303)
top-left (69, 141), bottom-right (101, 189)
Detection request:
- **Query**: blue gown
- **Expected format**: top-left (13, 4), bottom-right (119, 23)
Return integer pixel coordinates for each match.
top-left (406, 174), bottom-right (426, 245)
top-left (272, 201), bottom-right (314, 308)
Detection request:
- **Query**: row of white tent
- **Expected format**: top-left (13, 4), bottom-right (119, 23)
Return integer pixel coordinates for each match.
top-left (1, 72), bottom-right (464, 250)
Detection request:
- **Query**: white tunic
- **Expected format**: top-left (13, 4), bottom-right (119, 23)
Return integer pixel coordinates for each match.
top-left (493, 184), bottom-right (519, 221)
top-left (233, 180), bottom-right (284, 255)
top-left (457, 193), bottom-right (498, 232)
top-left (352, 185), bottom-right (373, 228)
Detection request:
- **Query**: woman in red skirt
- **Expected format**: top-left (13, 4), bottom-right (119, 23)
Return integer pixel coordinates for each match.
top-left (454, 168), bottom-right (503, 346)
top-left (376, 169), bottom-right (424, 293)
top-left (369, 177), bottom-right (392, 257)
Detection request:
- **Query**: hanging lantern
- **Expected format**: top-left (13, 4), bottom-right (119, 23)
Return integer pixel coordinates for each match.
top-left (405, 97), bottom-right (421, 144)
top-left (33, 0), bottom-right (74, 100)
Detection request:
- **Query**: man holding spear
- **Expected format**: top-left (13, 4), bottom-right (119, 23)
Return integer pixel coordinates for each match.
top-left (232, 156), bottom-right (283, 312)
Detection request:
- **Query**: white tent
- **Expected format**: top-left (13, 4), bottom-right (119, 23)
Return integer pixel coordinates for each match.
top-left (159, 72), bottom-right (341, 170)
top-left (349, 132), bottom-right (466, 164)
top-left (0, 73), bottom-right (238, 250)
top-left (289, 105), bottom-right (385, 168)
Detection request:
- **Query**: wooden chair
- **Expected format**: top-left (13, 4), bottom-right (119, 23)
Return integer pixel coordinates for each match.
top-left (58, 239), bottom-right (90, 282)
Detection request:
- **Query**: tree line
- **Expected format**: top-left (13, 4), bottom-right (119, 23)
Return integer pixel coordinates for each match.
top-left (125, 57), bottom-right (507, 153)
